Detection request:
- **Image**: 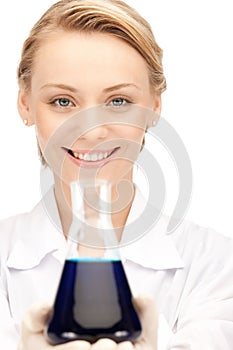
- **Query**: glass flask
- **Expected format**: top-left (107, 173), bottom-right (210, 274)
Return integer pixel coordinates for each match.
top-left (45, 180), bottom-right (142, 344)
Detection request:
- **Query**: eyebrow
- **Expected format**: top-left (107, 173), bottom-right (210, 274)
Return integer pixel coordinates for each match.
top-left (40, 83), bottom-right (141, 93)
top-left (40, 83), bottom-right (78, 92)
top-left (103, 83), bottom-right (141, 93)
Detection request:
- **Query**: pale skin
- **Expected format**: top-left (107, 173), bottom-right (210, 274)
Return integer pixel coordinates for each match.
top-left (18, 31), bottom-right (161, 349)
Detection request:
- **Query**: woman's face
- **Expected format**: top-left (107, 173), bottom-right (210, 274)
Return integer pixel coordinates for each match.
top-left (18, 31), bottom-right (161, 186)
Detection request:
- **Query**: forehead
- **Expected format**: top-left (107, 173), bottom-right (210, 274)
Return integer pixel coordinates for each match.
top-left (31, 31), bottom-right (150, 90)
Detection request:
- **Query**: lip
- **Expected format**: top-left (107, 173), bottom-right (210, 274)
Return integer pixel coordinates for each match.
top-left (62, 147), bottom-right (120, 169)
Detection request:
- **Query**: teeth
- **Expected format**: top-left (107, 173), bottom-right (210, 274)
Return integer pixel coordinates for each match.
top-left (83, 154), bottom-right (90, 161)
top-left (90, 154), bottom-right (98, 161)
top-left (72, 151), bottom-right (111, 161)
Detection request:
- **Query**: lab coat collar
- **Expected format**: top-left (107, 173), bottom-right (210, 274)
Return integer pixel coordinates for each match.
top-left (6, 186), bottom-right (184, 271)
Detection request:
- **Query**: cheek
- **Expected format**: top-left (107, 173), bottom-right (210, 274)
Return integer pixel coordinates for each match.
top-left (30, 100), bottom-right (67, 150)
top-left (116, 126), bottom-right (145, 143)
top-left (36, 115), bottom-right (66, 152)
top-left (36, 122), bottom-right (55, 151)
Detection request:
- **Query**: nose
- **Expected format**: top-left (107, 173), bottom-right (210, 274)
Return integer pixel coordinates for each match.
top-left (77, 106), bottom-right (111, 141)
top-left (79, 124), bottom-right (109, 140)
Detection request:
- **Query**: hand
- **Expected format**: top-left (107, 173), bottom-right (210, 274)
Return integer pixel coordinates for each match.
top-left (18, 296), bottom-right (157, 350)
top-left (18, 302), bottom-right (91, 350)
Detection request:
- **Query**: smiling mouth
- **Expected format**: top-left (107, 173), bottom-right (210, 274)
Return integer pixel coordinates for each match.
top-left (62, 147), bottom-right (120, 162)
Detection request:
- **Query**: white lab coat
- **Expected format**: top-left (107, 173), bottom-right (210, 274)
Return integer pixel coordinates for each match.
top-left (1, 186), bottom-right (233, 349)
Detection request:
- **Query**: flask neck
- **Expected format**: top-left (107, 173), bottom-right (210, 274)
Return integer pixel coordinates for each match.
top-left (67, 180), bottom-right (121, 261)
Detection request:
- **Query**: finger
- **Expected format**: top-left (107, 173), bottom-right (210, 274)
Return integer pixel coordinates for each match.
top-left (91, 338), bottom-right (117, 350)
top-left (54, 340), bottom-right (91, 350)
top-left (133, 295), bottom-right (158, 346)
top-left (117, 341), bottom-right (134, 349)
top-left (22, 302), bottom-right (52, 333)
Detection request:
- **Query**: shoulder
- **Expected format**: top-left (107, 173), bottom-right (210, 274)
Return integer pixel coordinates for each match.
top-left (171, 218), bottom-right (233, 272)
top-left (0, 199), bottom-right (44, 266)
top-left (0, 186), bottom-right (55, 248)
top-left (0, 212), bottom-right (29, 240)
top-left (0, 213), bottom-right (29, 262)
top-left (173, 218), bottom-right (232, 250)
top-left (0, 213), bottom-right (28, 272)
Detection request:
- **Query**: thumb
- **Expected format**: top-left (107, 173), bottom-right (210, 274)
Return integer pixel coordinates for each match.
top-left (22, 302), bottom-right (52, 334)
top-left (133, 295), bottom-right (158, 346)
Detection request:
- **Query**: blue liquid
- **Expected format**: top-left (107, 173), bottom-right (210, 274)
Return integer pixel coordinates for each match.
top-left (46, 258), bottom-right (141, 344)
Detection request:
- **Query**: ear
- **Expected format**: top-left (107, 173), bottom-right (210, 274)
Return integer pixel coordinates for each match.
top-left (153, 94), bottom-right (162, 115)
top-left (17, 89), bottom-right (35, 126)
top-left (147, 95), bottom-right (162, 128)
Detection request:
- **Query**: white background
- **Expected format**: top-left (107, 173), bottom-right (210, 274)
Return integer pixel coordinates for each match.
top-left (0, 0), bottom-right (232, 237)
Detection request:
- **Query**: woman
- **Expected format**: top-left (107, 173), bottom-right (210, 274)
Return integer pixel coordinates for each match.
top-left (1, 0), bottom-right (233, 349)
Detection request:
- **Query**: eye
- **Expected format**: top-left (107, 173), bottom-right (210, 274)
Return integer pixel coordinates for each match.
top-left (109, 97), bottom-right (131, 107)
top-left (51, 98), bottom-right (74, 108)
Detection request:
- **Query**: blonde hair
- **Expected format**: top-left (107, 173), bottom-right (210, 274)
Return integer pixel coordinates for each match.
top-left (18, 0), bottom-right (166, 93)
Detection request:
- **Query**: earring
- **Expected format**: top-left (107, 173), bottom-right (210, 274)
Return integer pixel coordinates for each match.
top-left (23, 119), bottom-right (28, 125)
